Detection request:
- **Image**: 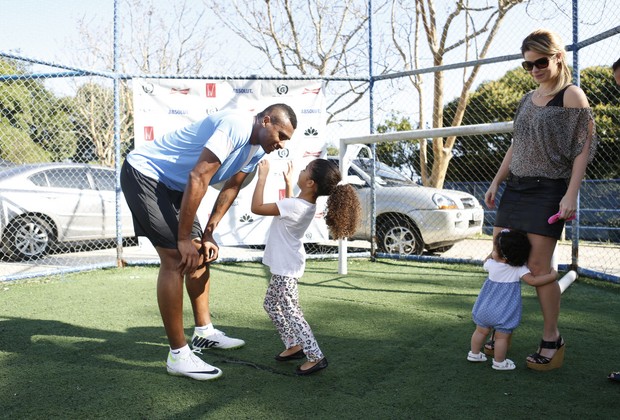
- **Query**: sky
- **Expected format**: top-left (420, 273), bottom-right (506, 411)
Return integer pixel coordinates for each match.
top-left (0, 0), bottom-right (111, 63)
top-left (3, 1), bottom-right (618, 74)
top-left (1, 0), bottom-right (619, 138)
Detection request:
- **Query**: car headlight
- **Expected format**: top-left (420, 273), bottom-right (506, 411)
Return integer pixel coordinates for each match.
top-left (432, 193), bottom-right (458, 209)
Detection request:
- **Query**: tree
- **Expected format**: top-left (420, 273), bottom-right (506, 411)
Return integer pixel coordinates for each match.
top-left (576, 66), bottom-right (620, 179)
top-left (441, 65), bottom-right (619, 181)
top-left (441, 67), bottom-right (534, 181)
top-left (76, 0), bottom-right (218, 75)
top-left (0, 58), bottom-right (77, 163)
top-left (375, 111), bottom-right (420, 179)
top-left (389, 0), bottom-right (525, 188)
top-left (202, 0), bottom-right (390, 125)
top-left (73, 0), bottom-right (220, 165)
top-left (71, 83), bottom-right (133, 166)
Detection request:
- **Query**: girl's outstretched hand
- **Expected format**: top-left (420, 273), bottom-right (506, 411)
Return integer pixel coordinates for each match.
top-left (283, 161), bottom-right (293, 185)
top-left (257, 159), bottom-right (270, 179)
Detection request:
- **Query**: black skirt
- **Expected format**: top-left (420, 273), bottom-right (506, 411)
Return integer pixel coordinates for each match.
top-left (495, 173), bottom-right (569, 239)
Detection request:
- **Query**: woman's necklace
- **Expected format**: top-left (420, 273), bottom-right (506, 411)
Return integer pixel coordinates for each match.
top-left (535, 88), bottom-right (553, 99)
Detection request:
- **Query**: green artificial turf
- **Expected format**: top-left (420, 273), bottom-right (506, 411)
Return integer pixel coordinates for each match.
top-left (1, 259), bottom-right (619, 419)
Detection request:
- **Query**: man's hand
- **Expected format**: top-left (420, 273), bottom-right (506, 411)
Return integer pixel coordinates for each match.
top-left (177, 238), bottom-right (202, 275)
top-left (202, 231), bottom-right (219, 263)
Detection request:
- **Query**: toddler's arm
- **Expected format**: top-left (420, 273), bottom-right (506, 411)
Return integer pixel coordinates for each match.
top-left (522, 268), bottom-right (558, 287)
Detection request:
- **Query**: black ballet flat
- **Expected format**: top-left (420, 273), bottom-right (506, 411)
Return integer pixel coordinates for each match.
top-left (274, 349), bottom-right (305, 361)
top-left (295, 358), bottom-right (328, 376)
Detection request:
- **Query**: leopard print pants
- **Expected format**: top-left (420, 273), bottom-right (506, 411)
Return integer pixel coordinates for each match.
top-left (263, 274), bottom-right (324, 362)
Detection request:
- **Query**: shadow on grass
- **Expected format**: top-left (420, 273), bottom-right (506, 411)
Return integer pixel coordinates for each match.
top-left (1, 260), bottom-right (620, 419)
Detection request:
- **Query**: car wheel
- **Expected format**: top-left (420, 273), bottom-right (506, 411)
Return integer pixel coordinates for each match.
top-left (377, 217), bottom-right (424, 255)
top-left (3, 215), bottom-right (54, 261)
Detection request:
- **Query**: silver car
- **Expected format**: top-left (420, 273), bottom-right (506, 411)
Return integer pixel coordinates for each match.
top-left (329, 157), bottom-right (484, 255)
top-left (0, 163), bottom-right (135, 261)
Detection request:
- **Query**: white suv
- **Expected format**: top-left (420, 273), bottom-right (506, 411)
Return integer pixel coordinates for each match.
top-left (329, 157), bottom-right (483, 255)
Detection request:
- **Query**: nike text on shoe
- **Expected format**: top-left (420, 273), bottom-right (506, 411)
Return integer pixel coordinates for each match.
top-left (166, 349), bottom-right (223, 381)
top-left (191, 328), bottom-right (245, 350)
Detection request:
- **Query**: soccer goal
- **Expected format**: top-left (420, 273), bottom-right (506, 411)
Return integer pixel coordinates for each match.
top-left (336, 121), bottom-right (578, 291)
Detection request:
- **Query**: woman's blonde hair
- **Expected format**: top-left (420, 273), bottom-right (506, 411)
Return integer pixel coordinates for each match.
top-left (521, 29), bottom-right (572, 96)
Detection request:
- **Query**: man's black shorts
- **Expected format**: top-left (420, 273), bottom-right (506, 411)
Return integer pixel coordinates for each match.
top-left (120, 160), bottom-right (202, 249)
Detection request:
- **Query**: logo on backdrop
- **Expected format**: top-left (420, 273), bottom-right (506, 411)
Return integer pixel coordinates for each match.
top-left (303, 87), bottom-right (321, 95)
top-left (277, 149), bottom-right (290, 159)
top-left (276, 84), bottom-right (289, 95)
top-left (304, 127), bottom-right (319, 137)
top-left (170, 87), bottom-right (190, 95)
top-left (233, 88), bottom-right (253, 94)
top-left (144, 126), bottom-right (155, 141)
top-left (141, 83), bottom-right (154, 95)
top-left (205, 107), bottom-right (219, 115)
top-left (205, 83), bottom-right (216, 98)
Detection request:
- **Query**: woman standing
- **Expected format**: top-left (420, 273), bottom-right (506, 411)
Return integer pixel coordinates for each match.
top-left (484, 29), bottom-right (597, 371)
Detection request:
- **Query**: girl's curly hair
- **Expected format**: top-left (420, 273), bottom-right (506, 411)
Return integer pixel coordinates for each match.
top-left (308, 159), bottom-right (361, 239)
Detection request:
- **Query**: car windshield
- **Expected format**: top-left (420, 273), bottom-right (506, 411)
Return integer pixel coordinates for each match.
top-left (353, 159), bottom-right (417, 186)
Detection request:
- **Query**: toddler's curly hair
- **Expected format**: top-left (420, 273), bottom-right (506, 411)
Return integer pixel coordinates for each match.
top-left (495, 229), bottom-right (531, 267)
top-left (308, 159), bottom-right (361, 239)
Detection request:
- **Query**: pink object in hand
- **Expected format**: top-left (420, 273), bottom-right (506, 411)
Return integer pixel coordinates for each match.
top-left (547, 212), bottom-right (577, 224)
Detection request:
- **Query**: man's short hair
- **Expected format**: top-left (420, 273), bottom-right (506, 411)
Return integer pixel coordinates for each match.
top-left (613, 58), bottom-right (620, 72)
top-left (259, 104), bottom-right (297, 129)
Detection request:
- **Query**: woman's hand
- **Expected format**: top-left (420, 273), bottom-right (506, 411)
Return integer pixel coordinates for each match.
top-left (558, 191), bottom-right (578, 220)
top-left (485, 183), bottom-right (499, 209)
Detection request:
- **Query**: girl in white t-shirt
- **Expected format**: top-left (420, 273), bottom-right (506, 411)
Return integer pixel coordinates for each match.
top-left (251, 158), bottom-right (361, 375)
top-left (467, 229), bottom-right (558, 370)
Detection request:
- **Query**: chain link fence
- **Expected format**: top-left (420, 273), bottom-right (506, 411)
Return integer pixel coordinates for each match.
top-left (364, 1), bottom-right (620, 282)
top-left (1, 0), bottom-right (619, 282)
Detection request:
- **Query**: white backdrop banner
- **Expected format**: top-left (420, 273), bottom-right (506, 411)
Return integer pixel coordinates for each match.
top-left (133, 78), bottom-right (329, 246)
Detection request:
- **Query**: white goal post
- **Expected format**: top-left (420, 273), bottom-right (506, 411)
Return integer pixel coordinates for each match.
top-left (337, 120), bottom-right (576, 292)
top-left (336, 122), bottom-right (515, 275)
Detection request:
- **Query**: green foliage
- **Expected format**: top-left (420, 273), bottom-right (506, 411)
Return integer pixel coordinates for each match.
top-left (0, 125), bottom-right (51, 162)
top-left (580, 66), bottom-right (620, 179)
top-left (375, 111), bottom-right (421, 179)
top-left (0, 58), bottom-right (78, 163)
top-left (376, 66), bottom-right (620, 182)
top-left (442, 68), bottom-right (536, 181)
top-left (71, 81), bottom-right (134, 165)
top-left (326, 145), bottom-right (339, 156)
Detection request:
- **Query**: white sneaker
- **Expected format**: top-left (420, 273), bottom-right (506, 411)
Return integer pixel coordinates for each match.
top-left (492, 358), bottom-right (516, 371)
top-left (191, 328), bottom-right (245, 350)
top-left (166, 349), bottom-right (222, 380)
top-left (467, 351), bottom-right (487, 362)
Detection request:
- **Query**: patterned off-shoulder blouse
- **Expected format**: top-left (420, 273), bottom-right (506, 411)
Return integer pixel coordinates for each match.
top-left (509, 91), bottom-right (597, 179)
